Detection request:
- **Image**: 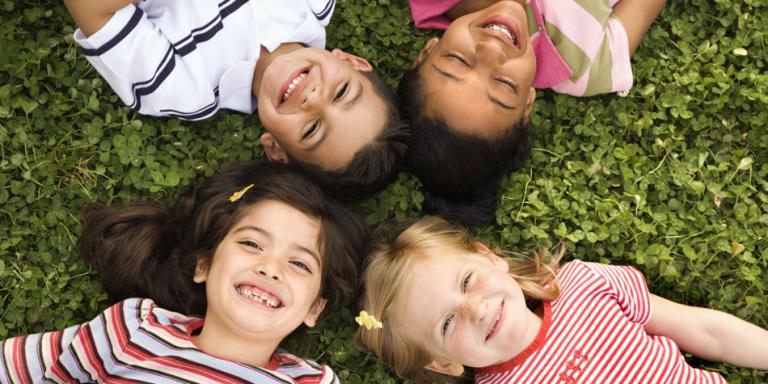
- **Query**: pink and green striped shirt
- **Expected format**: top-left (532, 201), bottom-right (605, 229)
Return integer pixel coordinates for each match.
top-left (409, 0), bottom-right (633, 96)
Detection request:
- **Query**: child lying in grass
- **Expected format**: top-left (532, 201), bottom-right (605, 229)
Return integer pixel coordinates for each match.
top-left (400, 0), bottom-right (665, 226)
top-left (356, 217), bottom-right (768, 383)
top-left (0, 161), bottom-right (368, 383)
top-left (63, 0), bottom-right (407, 200)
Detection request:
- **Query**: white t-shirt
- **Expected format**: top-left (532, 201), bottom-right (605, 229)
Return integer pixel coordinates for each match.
top-left (74, 0), bottom-right (335, 120)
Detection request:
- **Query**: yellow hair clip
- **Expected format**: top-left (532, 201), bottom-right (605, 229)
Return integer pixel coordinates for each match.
top-left (228, 184), bottom-right (255, 203)
top-left (355, 310), bottom-right (383, 330)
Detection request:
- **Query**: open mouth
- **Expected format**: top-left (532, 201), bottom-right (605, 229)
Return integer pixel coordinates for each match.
top-left (235, 284), bottom-right (284, 309)
top-left (278, 67), bottom-right (311, 106)
top-left (480, 19), bottom-right (521, 50)
top-left (485, 300), bottom-right (505, 342)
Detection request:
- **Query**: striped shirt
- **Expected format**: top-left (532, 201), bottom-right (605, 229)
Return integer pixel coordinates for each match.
top-left (73, 0), bottom-right (335, 120)
top-left (409, 0), bottom-right (633, 96)
top-left (475, 261), bottom-right (727, 384)
top-left (0, 298), bottom-right (339, 384)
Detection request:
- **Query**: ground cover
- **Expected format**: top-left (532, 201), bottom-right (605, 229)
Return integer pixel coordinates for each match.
top-left (1, 0), bottom-right (766, 382)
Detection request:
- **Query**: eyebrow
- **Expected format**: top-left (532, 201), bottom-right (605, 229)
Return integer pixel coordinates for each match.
top-left (235, 225), bottom-right (322, 267)
top-left (431, 63), bottom-right (462, 82)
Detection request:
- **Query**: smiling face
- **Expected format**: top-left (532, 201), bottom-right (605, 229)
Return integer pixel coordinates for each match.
top-left (257, 48), bottom-right (388, 172)
top-left (416, 0), bottom-right (537, 137)
top-left (194, 199), bottom-right (326, 346)
top-left (396, 245), bottom-right (542, 372)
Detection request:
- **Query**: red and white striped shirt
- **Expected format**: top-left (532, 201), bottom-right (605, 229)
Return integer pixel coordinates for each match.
top-left (476, 261), bottom-right (727, 384)
top-left (0, 298), bottom-right (338, 384)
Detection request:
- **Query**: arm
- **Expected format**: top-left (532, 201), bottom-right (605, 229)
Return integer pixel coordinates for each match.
top-left (644, 294), bottom-right (768, 369)
top-left (62, 0), bottom-right (139, 36)
top-left (0, 325), bottom-right (86, 383)
top-left (612, 0), bottom-right (667, 55)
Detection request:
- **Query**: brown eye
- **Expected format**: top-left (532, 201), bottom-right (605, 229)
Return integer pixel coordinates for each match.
top-left (334, 82), bottom-right (349, 101)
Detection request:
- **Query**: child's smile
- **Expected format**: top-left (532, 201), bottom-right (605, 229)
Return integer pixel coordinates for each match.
top-left (396, 246), bottom-right (543, 370)
top-left (191, 199), bottom-right (327, 365)
top-left (257, 48), bottom-right (388, 171)
top-left (414, 0), bottom-right (537, 137)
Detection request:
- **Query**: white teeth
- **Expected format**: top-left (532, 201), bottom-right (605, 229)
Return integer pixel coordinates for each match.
top-left (236, 286), bottom-right (281, 308)
top-left (484, 23), bottom-right (517, 45)
top-left (282, 72), bottom-right (307, 102)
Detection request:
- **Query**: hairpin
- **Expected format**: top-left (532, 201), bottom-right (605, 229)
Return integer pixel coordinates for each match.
top-left (355, 310), bottom-right (383, 330)
top-left (228, 184), bottom-right (255, 203)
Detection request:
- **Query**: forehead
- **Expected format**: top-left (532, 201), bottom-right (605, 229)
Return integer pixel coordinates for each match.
top-left (233, 200), bottom-right (321, 250)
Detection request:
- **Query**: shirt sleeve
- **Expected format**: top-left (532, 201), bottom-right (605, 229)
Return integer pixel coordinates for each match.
top-left (73, 4), bottom-right (219, 120)
top-left (543, 0), bottom-right (633, 96)
top-left (408, 0), bottom-right (461, 29)
top-left (1, 324), bottom-right (87, 383)
top-left (581, 262), bottom-right (652, 325)
top-left (304, 0), bottom-right (336, 26)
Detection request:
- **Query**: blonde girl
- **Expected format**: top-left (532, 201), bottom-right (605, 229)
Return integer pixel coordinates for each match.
top-left (356, 217), bottom-right (768, 383)
top-left (1, 160), bottom-right (368, 383)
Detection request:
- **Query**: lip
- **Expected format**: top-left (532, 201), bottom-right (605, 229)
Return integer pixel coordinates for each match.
top-left (234, 281), bottom-right (286, 311)
top-left (478, 15), bottom-right (524, 52)
top-left (485, 299), bottom-right (505, 342)
top-left (277, 66), bottom-right (311, 108)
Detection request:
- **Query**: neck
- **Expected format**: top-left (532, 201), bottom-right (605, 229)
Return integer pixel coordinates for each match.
top-left (252, 43), bottom-right (305, 97)
top-left (192, 315), bottom-right (281, 367)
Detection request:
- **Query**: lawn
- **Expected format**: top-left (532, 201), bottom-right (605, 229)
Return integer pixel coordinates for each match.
top-left (1, 0), bottom-right (767, 382)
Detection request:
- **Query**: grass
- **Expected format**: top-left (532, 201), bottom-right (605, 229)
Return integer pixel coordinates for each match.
top-left (1, 0), bottom-right (767, 382)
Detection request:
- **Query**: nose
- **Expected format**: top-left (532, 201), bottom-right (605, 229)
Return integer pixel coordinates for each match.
top-left (460, 296), bottom-right (487, 325)
top-left (476, 40), bottom-right (505, 67)
top-left (300, 84), bottom-right (324, 111)
top-left (254, 259), bottom-right (282, 281)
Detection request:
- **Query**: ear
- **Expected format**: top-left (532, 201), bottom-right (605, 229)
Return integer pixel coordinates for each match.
top-left (474, 241), bottom-right (509, 272)
top-left (303, 298), bottom-right (327, 327)
top-left (414, 37), bottom-right (440, 68)
top-left (193, 258), bottom-right (209, 283)
top-left (330, 48), bottom-right (373, 72)
top-left (424, 360), bottom-right (465, 377)
top-left (522, 87), bottom-right (537, 120)
top-left (259, 133), bottom-right (289, 164)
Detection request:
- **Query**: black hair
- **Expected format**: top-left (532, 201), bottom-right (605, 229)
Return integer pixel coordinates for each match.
top-left (397, 68), bottom-right (532, 227)
top-left (79, 160), bottom-right (369, 316)
top-left (288, 71), bottom-right (409, 202)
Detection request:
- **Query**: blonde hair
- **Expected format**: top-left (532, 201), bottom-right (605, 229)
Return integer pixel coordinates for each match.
top-left (355, 217), bottom-right (563, 381)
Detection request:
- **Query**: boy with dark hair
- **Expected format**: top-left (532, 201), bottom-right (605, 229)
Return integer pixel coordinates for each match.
top-left (63, 0), bottom-right (407, 199)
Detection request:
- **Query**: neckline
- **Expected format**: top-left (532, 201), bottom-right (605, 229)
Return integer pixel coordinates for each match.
top-left (478, 301), bottom-right (552, 374)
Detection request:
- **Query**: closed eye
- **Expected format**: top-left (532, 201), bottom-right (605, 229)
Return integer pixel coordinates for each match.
top-left (447, 52), bottom-right (470, 66)
top-left (334, 81), bottom-right (349, 101)
top-left (494, 76), bottom-right (518, 92)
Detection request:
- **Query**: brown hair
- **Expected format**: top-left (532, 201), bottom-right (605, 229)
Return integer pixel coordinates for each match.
top-left (355, 217), bottom-right (562, 381)
top-left (79, 160), bottom-right (369, 316)
top-left (288, 71), bottom-right (409, 202)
